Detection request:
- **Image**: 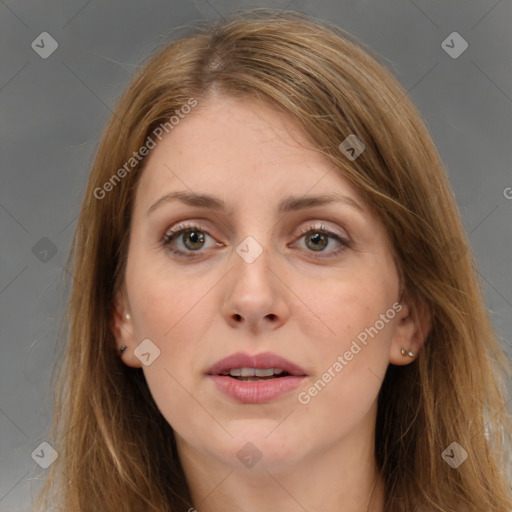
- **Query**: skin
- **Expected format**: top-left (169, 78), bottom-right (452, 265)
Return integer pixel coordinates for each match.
top-left (113, 94), bottom-right (428, 512)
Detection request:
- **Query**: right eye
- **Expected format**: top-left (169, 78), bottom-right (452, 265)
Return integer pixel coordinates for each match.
top-left (162, 223), bottom-right (223, 258)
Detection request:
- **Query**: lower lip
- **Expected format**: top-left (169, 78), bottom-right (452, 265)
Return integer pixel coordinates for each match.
top-left (208, 375), bottom-right (305, 404)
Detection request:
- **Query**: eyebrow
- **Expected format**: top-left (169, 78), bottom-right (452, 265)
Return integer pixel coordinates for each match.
top-left (147, 190), bottom-right (363, 216)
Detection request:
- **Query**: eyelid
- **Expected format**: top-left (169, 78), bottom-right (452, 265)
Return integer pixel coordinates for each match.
top-left (295, 222), bottom-right (349, 241)
top-left (163, 222), bottom-right (213, 239)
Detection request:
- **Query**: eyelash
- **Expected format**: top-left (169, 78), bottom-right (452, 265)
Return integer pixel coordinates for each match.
top-left (161, 222), bottom-right (350, 259)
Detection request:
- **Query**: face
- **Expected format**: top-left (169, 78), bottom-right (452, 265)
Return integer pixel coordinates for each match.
top-left (114, 95), bottom-right (421, 475)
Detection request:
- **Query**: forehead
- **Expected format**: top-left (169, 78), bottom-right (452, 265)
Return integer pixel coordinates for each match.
top-left (135, 95), bottom-right (363, 210)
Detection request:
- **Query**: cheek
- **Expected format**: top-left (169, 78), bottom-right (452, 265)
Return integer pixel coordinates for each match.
top-left (288, 276), bottom-right (401, 462)
top-left (123, 251), bottom-right (208, 401)
top-left (291, 263), bottom-right (399, 418)
top-left (126, 248), bottom-right (214, 340)
top-left (290, 282), bottom-right (397, 445)
top-left (299, 266), bottom-right (398, 352)
top-left (125, 262), bottom-right (219, 434)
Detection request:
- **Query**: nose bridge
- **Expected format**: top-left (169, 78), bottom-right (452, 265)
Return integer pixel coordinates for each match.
top-left (221, 232), bottom-right (290, 331)
top-left (231, 235), bottom-right (276, 301)
top-left (230, 207), bottom-right (274, 284)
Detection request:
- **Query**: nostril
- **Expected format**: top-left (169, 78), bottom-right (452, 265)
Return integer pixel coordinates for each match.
top-left (266, 313), bottom-right (277, 321)
top-left (233, 313), bottom-right (243, 322)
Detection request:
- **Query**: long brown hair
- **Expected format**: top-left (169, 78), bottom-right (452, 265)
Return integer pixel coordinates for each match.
top-left (35, 9), bottom-right (512, 511)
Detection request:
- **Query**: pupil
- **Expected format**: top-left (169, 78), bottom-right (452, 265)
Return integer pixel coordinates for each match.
top-left (307, 232), bottom-right (327, 251)
top-left (184, 230), bottom-right (205, 250)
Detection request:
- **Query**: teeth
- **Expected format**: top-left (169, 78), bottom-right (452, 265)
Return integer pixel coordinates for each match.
top-left (227, 368), bottom-right (285, 377)
top-left (254, 368), bottom-right (275, 377)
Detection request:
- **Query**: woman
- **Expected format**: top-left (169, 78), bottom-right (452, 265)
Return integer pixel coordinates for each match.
top-left (35, 9), bottom-right (512, 512)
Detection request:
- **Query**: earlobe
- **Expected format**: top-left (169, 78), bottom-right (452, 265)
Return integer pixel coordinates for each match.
top-left (389, 299), bottom-right (431, 366)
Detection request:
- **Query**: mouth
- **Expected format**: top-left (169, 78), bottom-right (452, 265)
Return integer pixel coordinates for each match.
top-left (207, 351), bottom-right (307, 378)
top-left (218, 367), bottom-right (291, 381)
top-left (206, 352), bottom-right (307, 404)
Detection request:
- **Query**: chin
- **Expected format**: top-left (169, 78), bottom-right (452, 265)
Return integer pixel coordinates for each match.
top-left (207, 423), bottom-right (307, 473)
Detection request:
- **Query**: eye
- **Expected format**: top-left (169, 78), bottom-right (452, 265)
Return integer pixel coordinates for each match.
top-left (293, 224), bottom-right (350, 257)
top-left (162, 223), bottom-right (221, 257)
top-left (162, 222), bottom-right (349, 259)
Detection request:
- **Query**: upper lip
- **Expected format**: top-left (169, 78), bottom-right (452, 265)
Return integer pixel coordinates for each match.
top-left (206, 352), bottom-right (307, 376)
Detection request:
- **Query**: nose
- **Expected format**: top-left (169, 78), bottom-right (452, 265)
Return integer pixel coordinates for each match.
top-left (221, 243), bottom-right (290, 335)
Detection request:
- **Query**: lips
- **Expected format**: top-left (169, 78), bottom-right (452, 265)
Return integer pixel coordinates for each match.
top-left (206, 352), bottom-right (307, 404)
top-left (207, 352), bottom-right (307, 378)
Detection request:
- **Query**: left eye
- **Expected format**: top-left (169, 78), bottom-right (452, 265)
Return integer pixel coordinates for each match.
top-left (293, 226), bottom-right (349, 254)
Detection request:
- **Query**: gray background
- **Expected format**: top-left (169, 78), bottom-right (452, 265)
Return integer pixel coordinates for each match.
top-left (1, 1), bottom-right (511, 510)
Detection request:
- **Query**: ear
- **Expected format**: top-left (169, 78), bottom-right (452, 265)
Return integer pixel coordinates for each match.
top-left (111, 290), bottom-right (142, 368)
top-left (389, 297), bottom-right (431, 366)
